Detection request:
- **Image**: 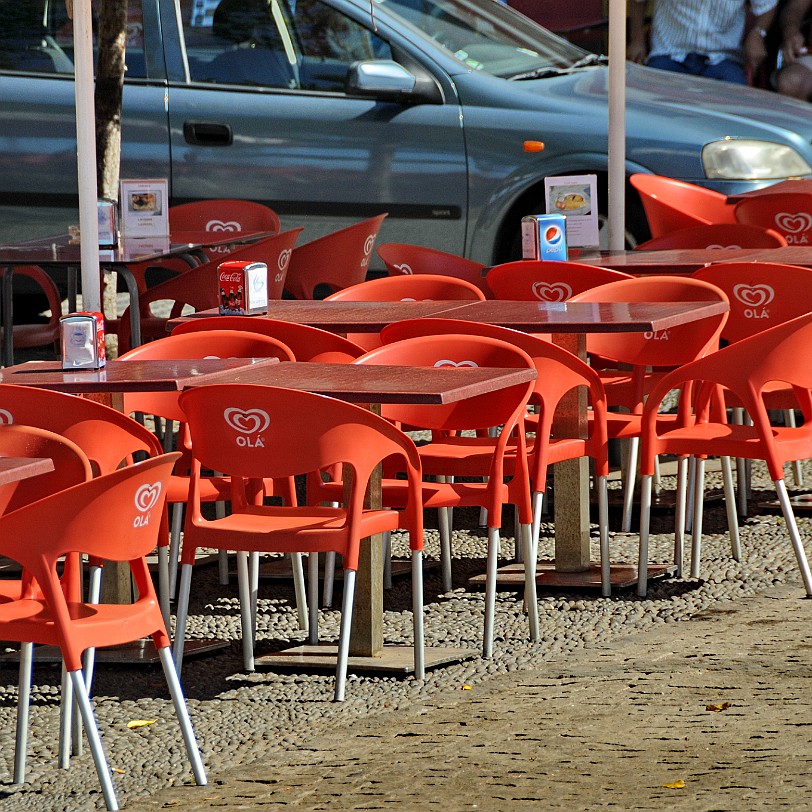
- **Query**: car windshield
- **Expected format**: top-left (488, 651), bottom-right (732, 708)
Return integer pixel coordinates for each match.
top-left (378, 0), bottom-right (592, 78)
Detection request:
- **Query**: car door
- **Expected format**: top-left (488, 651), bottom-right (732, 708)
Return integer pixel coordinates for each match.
top-left (163, 0), bottom-right (469, 257)
top-left (0, 0), bottom-right (171, 245)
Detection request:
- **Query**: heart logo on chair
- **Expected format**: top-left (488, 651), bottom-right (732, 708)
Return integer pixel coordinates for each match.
top-left (706, 244), bottom-right (741, 250)
top-left (532, 281), bottom-right (572, 302)
top-left (134, 482), bottom-right (162, 513)
top-left (433, 359), bottom-right (478, 368)
top-left (363, 235), bottom-right (375, 256)
top-left (224, 407), bottom-right (271, 434)
top-left (733, 283), bottom-right (775, 308)
top-left (775, 212), bottom-right (812, 234)
top-left (205, 219), bottom-right (242, 233)
top-left (278, 250), bottom-right (292, 271)
top-left (394, 263), bottom-right (414, 274)
top-left (0, 409), bottom-right (13, 425)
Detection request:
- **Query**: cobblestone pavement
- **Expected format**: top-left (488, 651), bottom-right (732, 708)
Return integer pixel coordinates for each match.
top-left (128, 581), bottom-right (812, 812)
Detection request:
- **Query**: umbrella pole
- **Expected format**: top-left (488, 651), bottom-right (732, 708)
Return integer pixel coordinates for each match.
top-left (73, 0), bottom-right (102, 313)
top-left (607, 0), bottom-right (626, 251)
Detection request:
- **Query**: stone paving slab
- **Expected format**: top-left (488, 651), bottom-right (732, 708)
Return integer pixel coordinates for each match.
top-left (129, 582), bottom-right (812, 812)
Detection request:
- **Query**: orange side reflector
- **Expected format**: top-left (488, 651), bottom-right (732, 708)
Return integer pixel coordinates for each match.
top-left (523, 141), bottom-right (545, 153)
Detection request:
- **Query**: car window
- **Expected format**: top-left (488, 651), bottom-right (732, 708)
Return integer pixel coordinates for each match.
top-left (0, 0), bottom-right (146, 78)
top-left (180, 0), bottom-right (391, 91)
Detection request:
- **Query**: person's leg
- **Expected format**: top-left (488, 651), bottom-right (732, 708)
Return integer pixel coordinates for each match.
top-left (776, 63), bottom-right (812, 101)
top-left (700, 58), bottom-right (747, 84)
top-left (645, 54), bottom-right (692, 74)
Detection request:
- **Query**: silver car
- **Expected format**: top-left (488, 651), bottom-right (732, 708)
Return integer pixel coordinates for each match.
top-left (2, 0), bottom-right (812, 267)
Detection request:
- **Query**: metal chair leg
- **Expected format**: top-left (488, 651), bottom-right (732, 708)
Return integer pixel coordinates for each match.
top-left (411, 550), bottom-right (425, 680)
top-left (334, 569), bottom-right (356, 702)
top-left (483, 527), bottom-right (500, 659)
top-left (13, 641), bottom-right (33, 785)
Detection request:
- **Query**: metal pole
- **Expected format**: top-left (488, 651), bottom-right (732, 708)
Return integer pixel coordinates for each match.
top-left (607, 0), bottom-right (627, 251)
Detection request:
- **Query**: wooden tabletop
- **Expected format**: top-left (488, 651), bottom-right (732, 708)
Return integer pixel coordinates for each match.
top-left (184, 361), bottom-right (537, 404)
top-left (0, 358), bottom-right (280, 393)
top-left (579, 245), bottom-right (812, 275)
top-left (171, 299), bottom-right (729, 334)
top-left (0, 456), bottom-right (54, 486)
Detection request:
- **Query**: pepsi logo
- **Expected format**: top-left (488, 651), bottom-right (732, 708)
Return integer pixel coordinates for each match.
top-left (544, 226), bottom-right (563, 245)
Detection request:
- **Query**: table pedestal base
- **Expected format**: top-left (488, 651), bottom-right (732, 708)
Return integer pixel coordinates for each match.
top-left (467, 560), bottom-right (677, 591)
top-left (254, 643), bottom-right (476, 675)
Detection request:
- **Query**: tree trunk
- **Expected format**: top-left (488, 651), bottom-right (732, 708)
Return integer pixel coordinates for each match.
top-left (95, 0), bottom-right (127, 202)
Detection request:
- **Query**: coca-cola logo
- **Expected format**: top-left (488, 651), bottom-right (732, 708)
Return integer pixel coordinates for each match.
top-left (733, 283), bottom-right (775, 308)
top-left (278, 249), bottom-right (292, 270)
top-left (775, 212), bottom-right (812, 234)
top-left (206, 219), bottom-right (242, 233)
top-left (532, 281), bottom-right (572, 302)
top-left (224, 407), bottom-right (271, 435)
top-left (433, 359), bottom-right (478, 368)
top-left (219, 272), bottom-right (243, 283)
top-left (134, 482), bottom-right (162, 513)
top-left (0, 409), bottom-right (13, 425)
top-left (394, 262), bottom-right (413, 274)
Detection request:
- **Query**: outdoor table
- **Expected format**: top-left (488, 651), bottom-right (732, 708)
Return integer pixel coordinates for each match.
top-left (724, 179), bottom-right (812, 203)
top-left (577, 245), bottom-right (812, 275)
top-left (0, 229), bottom-right (275, 366)
top-left (0, 456), bottom-right (55, 485)
top-left (171, 299), bottom-right (729, 590)
top-left (185, 360), bottom-right (538, 671)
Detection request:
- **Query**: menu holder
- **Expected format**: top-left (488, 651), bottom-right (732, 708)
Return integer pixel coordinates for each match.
top-left (119, 178), bottom-right (169, 238)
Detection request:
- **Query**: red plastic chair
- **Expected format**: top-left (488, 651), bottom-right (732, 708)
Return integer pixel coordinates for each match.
top-left (171, 315), bottom-right (365, 362)
top-left (119, 330), bottom-right (297, 607)
top-left (283, 214), bottom-right (387, 300)
top-left (116, 228), bottom-right (303, 352)
top-left (377, 243), bottom-right (490, 297)
top-left (630, 173), bottom-right (736, 237)
top-left (380, 318), bottom-right (613, 594)
top-left (570, 276), bottom-right (729, 531)
top-left (486, 260), bottom-right (633, 301)
top-left (343, 334), bottom-right (539, 657)
top-left (0, 265), bottom-right (63, 351)
top-left (324, 273), bottom-right (486, 350)
top-left (637, 312), bottom-right (812, 597)
top-left (0, 454), bottom-right (207, 809)
top-left (635, 223), bottom-right (787, 251)
top-left (177, 384), bottom-right (425, 701)
top-left (124, 199), bottom-right (283, 294)
top-left (692, 261), bottom-right (812, 505)
top-left (734, 192), bottom-right (812, 245)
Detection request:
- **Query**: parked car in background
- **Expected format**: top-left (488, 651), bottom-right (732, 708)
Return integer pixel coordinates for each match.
top-left (2, 0), bottom-right (812, 283)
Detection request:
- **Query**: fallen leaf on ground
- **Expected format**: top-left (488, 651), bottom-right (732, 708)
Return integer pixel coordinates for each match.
top-left (127, 719), bottom-right (157, 729)
top-left (462, 684), bottom-right (472, 690)
top-left (705, 702), bottom-right (732, 712)
top-left (662, 779), bottom-right (685, 789)
top-left (112, 768), bottom-right (126, 775)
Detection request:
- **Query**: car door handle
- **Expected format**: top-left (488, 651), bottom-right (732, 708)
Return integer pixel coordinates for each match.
top-left (183, 122), bottom-right (233, 146)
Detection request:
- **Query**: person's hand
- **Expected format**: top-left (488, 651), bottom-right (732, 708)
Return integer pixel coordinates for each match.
top-left (781, 30), bottom-right (808, 64)
top-left (627, 36), bottom-right (647, 64)
top-left (745, 28), bottom-right (770, 74)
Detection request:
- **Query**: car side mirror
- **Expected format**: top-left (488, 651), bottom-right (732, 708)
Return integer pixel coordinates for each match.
top-left (346, 60), bottom-right (425, 102)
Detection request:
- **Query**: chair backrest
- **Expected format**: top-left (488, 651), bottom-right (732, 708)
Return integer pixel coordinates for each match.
top-left (168, 199), bottom-right (281, 237)
top-left (0, 265), bottom-right (63, 349)
top-left (0, 424), bottom-right (92, 515)
top-left (734, 192), bottom-right (812, 245)
top-left (119, 330), bottom-right (295, 421)
top-left (324, 273), bottom-right (486, 302)
top-left (630, 173), bottom-right (736, 237)
top-left (569, 275), bottom-right (729, 368)
top-left (692, 262), bottom-right (812, 344)
top-left (117, 228), bottom-right (303, 350)
top-left (171, 316), bottom-right (365, 361)
top-left (0, 384), bottom-right (162, 476)
top-left (485, 260), bottom-right (633, 301)
top-left (283, 214), bottom-right (387, 300)
top-left (0, 453), bottom-right (179, 670)
top-left (634, 223), bottom-right (788, 251)
top-left (376, 243), bottom-right (490, 297)
top-left (353, 333), bottom-right (535, 433)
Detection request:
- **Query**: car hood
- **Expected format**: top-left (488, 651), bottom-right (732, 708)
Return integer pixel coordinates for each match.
top-left (453, 62), bottom-right (812, 176)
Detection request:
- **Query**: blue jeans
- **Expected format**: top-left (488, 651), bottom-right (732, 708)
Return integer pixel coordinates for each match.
top-left (646, 53), bottom-right (747, 85)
